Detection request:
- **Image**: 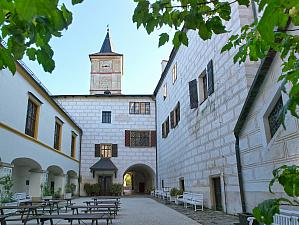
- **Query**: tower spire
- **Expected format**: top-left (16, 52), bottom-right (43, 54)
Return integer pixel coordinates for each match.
top-left (99, 26), bottom-right (113, 53)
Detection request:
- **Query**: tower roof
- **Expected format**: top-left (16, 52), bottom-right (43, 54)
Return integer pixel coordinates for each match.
top-left (89, 27), bottom-right (123, 57)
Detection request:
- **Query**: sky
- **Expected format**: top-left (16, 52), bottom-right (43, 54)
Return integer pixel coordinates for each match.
top-left (22, 0), bottom-right (174, 95)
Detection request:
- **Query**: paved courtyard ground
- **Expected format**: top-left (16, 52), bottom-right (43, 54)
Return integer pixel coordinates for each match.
top-left (21, 197), bottom-right (201, 225)
top-left (153, 197), bottom-right (239, 225)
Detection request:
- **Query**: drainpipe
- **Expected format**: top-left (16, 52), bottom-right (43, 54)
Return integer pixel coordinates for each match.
top-left (78, 133), bottom-right (82, 197)
top-left (235, 134), bottom-right (246, 213)
top-left (251, 0), bottom-right (258, 22)
top-left (154, 96), bottom-right (158, 189)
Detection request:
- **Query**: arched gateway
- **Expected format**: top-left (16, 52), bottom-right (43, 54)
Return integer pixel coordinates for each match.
top-left (123, 164), bottom-right (155, 195)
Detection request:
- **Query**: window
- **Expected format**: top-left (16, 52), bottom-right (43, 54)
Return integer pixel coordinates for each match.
top-left (129, 102), bottom-right (150, 114)
top-left (188, 79), bottom-right (199, 109)
top-left (130, 131), bottom-right (150, 147)
top-left (25, 98), bottom-right (40, 138)
top-left (100, 144), bottom-right (112, 158)
top-left (102, 111), bottom-right (111, 123)
top-left (163, 83), bottom-right (167, 100)
top-left (95, 144), bottom-right (118, 158)
top-left (207, 60), bottom-right (214, 96)
top-left (54, 118), bottom-right (63, 150)
top-left (172, 63), bottom-right (177, 84)
top-left (171, 102), bottom-right (181, 128)
top-left (162, 117), bottom-right (170, 138)
top-left (71, 132), bottom-right (77, 159)
top-left (161, 180), bottom-right (164, 188)
top-left (268, 96), bottom-right (283, 138)
top-left (125, 130), bottom-right (156, 147)
top-left (199, 70), bottom-right (208, 104)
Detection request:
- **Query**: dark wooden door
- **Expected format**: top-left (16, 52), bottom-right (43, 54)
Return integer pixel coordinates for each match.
top-left (139, 182), bottom-right (145, 193)
top-left (99, 176), bottom-right (112, 195)
top-left (213, 177), bottom-right (223, 211)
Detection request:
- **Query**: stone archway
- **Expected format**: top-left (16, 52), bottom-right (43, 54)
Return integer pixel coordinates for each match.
top-left (11, 158), bottom-right (43, 199)
top-left (123, 164), bottom-right (155, 195)
top-left (47, 165), bottom-right (65, 198)
top-left (66, 170), bottom-right (78, 196)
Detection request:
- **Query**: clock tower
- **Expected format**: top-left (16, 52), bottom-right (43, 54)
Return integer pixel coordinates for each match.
top-left (89, 28), bottom-right (123, 95)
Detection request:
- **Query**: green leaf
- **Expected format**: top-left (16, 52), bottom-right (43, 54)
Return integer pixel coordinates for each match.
top-left (237, 0), bottom-right (250, 6)
top-left (0, 48), bottom-right (16, 74)
top-left (71, 0), bottom-right (84, 5)
top-left (172, 31), bottom-right (181, 49)
top-left (158, 33), bottom-right (169, 47)
top-left (180, 32), bottom-right (188, 46)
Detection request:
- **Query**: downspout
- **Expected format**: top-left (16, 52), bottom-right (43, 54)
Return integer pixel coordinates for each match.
top-left (154, 96), bottom-right (158, 189)
top-left (78, 132), bottom-right (82, 197)
top-left (251, 0), bottom-right (258, 22)
top-left (235, 134), bottom-right (246, 213)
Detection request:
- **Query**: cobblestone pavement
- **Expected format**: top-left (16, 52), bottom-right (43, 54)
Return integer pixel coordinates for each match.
top-left (153, 197), bottom-right (239, 225)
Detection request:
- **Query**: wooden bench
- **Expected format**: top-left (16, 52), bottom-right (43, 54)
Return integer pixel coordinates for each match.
top-left (177, 192), bottom-right (204, 211)
top-left (248, 209), bottom-right (299, 225)
top-left (12, 193), bottom-right (32, 205)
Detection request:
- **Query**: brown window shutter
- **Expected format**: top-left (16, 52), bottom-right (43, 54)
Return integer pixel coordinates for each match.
top-left (188, 79), bottom-right (198, 109)
top-left (170, 111), bottom-right (174, 129)
top-left (95, 144), bottom-right (101, 157)
top-left (162, 123), bottom-right (165, 138)
top-left (166, 117), bottom-right (170, 136)
top-left (150, 131), bottom-right (156, 147)
top-left (125, 130), bottom-right (130, 146)
top-left (112, 144), bottom-right (118, 157)
top-left (207, 60), bottom-right (214, 96)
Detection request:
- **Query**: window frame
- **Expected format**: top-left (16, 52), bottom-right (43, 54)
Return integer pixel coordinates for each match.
top-left (129, 102), bottom-right (150, 115)
top-left (54, 117), bottom-right (63, 151)
top-left (25, 93), bottom-right (41, 138)
top-left (71, 132), bottom-right (77, 159)
top-left (162, 117), bottom-right (170, 138)
top-left (172, 63), bottom-right (177, 84)
top-left (102, 111), bottom-right (112, 123)
top-left (129, 131), bottom-right (151, 147)
top-left (163, 83), bottom-right (167, 100)
top-left (100, 143), bottom-right (112, 158)
top-left (266, 95), bottom-right (283, 140)
top-left (199, 69), bottom-right (208, 104)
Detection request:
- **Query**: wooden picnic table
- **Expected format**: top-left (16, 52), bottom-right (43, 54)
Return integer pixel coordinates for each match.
top-left (38, 213), bottom-right (112, 225)
top-left (30, 199), bottom-right (66, 214)
top-left (70, 204), bottom-right (118, 218)
top-left (0, 205), bottom-right (41, 225)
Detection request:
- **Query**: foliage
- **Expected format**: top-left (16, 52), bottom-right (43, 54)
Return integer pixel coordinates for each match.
top-left (83, 183), bottom-right (100, 196)
top-left (170, 187), bottom-right (179, 196)
top-left (133, 0), bottom-right (299, 118)
top-left (110, 183), bottom-right (123, 196)
top-left (65, 184), bottom-right (72, 193)
top-left (177, 189), bottom-right (184, 196)
top-left (42, 185), bottom-right (53, 196)
top-left (0, 176), bottom-right (13, 203)
top-left (53, 188), bottom-right (62, 199)
top-left (0, 0), bottom-right (84, 74)
top-left (252, 165), bottom-right (299, 225)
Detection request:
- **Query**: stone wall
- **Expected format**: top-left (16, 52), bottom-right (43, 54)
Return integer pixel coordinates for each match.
top-left (56, 96), bottom-right (156, 195)
top-left (155, 3), bottom-right (257, 214)
top-left (238, 54), bottom-right (299, 212)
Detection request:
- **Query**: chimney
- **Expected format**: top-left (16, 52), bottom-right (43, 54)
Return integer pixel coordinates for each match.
top-left (161, 60), bottom-right (168, 73)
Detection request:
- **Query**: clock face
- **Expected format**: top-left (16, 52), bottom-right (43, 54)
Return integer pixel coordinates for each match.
top-left (99, 60), bottom-right (112, 72)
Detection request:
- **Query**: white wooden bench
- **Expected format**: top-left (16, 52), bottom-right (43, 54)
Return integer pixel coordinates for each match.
top-left (176, 192), bottom-right (203, 211)
top-left (12, 193), bottom-right (32, 205)
top-left (248, 209), bottom-right (299, 225)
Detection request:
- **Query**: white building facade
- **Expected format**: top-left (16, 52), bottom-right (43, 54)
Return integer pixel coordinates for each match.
top-left (154, 3), bottom-right (260, 214)
top-left (235, 49), bottom-right (299, 212)
top-left (0, 61), bottom-right (82, 200)
top-left (55, 30), bottom-right (157, 196)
